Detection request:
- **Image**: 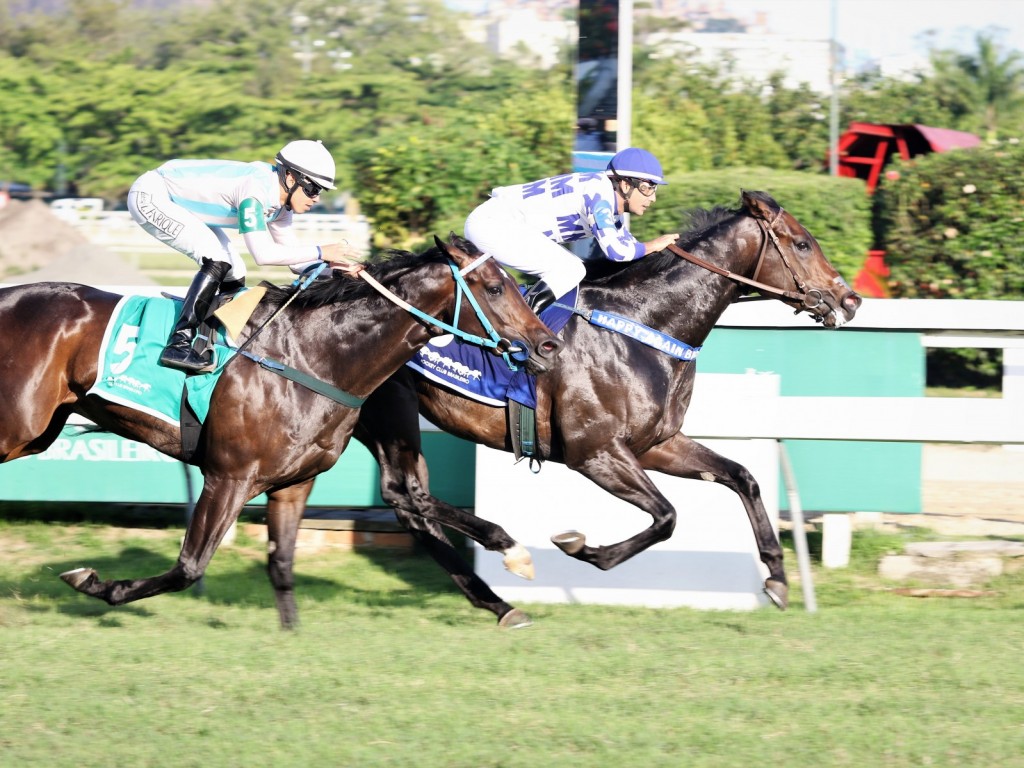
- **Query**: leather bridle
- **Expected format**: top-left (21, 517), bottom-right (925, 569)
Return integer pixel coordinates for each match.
top-left (666, 207), bottom-right (829, 314)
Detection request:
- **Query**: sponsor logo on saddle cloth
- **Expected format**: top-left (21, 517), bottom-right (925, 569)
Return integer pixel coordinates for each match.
top-left (406, 287), bottom-right (580, 409)
top-left (405, 285), bottom-right (701, 409)
top-left (87, 294), bottom-right (237, 426)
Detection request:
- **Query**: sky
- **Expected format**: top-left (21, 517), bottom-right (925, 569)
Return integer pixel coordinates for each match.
top-left (721, 0), bottom-right (1024, 67)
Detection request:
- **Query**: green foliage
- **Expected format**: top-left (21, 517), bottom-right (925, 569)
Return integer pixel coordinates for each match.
top-left (633, 167), bottom-right (873, 281)
top-left (874, 142), bottom-right (1024, 299)
top-left (351, 74), bottom-right (573, 249)
top-left (842, 32), bottom-right (1024, 141)
top-left (0, 0), bottom-right (1021, 302)
top-left (930, 33), bottom-right (1024, 140)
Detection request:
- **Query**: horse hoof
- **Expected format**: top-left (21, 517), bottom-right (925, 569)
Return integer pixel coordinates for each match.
top-left (764, 579), bottom-right (789, 611)
top-left (551, 530), bottom-right (586, 555)
top-left (503, 544), bottom-right (535, 580)
top-left (498, 609), bottom-right (533, 629)
top-left (60, 567), bottom-right (97, 591)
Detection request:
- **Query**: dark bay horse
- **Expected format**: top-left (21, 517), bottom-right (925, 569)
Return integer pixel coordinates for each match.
top-left (261, 191), bottom-right (861, 628)
top-left (0, 235), bottom-right (561, 612)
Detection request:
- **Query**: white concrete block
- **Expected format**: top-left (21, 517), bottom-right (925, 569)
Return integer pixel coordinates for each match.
top-left (821, 513), bottom-right (852, 568)
top-left (473, 437), bottom-right (780, 610)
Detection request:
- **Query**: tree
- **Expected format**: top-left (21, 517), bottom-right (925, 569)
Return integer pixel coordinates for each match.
top-left (931, 32), bottom-right (1024, 141)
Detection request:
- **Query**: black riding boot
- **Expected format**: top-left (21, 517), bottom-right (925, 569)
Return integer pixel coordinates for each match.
top-left (159, 259), bottom-right (230, 373)
top-left (525, 280), bottom-right (558, 315)
top-left (219, 276), bottom-right (246, 295)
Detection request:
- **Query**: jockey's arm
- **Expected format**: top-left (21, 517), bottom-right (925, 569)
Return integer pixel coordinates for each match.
top-left (590, 198), bottom-right (645, 262)
top-left (238, 198), bottom-right (361, 272)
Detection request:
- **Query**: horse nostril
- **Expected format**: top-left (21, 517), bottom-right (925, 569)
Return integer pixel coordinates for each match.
top-left (540, 339), bottom-right (562, 358)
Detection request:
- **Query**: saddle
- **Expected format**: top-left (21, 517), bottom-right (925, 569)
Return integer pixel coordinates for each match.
top-left (160, 285), bottom-right (267, 364)
top-left (159, 286), bottom-right (266, 460)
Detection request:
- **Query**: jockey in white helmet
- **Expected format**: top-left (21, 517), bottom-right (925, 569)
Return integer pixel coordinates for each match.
top-left (127, 139), bottom-right (360, 373)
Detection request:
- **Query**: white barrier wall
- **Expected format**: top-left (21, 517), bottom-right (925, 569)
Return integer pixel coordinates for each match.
top-left (473, 373), bottom-right (781, 610)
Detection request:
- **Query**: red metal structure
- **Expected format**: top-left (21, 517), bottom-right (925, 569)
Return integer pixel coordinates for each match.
top-left (833, 122), bottom-right (981, 194)
top-left (831, 123), bottom-right (980, 296)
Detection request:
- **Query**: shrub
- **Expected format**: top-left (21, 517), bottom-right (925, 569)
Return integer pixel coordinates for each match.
top-left (874, 142), bottom-right (1024, 299)
top-left (632, 167), bottom-right (872, 282)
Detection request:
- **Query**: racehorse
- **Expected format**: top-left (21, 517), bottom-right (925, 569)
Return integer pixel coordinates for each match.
top-left (0, 235), bottom-right (561, 613)
top-left (260, 191), bottom-right (862, 628)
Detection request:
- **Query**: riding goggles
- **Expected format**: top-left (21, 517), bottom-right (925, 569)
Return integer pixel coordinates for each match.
top-left (630, 179), bottom-right (658, 197)
top-left (297, 175), bottom-right (324, 198)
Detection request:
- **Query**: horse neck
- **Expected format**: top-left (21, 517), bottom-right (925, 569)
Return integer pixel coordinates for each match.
top-left (602, 217), bottom-right (759, 347)
top-left (282, 264), bottom-right (450, 399)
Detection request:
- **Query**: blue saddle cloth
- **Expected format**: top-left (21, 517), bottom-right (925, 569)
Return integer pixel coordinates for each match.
top-left (405, 287), bottom-right (579, 409)
top-left (86, 294), bottom-right (235, 426)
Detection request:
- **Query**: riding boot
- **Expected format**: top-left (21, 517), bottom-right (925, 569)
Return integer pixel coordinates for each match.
top-left (525, 280), bottom-right (558, 315)
top-left (159, 259), bottom-right (230, 373)
top-left (219, 276), bottom-right (246, 295)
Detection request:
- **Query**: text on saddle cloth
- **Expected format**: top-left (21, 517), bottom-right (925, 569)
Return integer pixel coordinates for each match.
top-left (405, 286), bottom-right (580, 409)
top-left (405, 285), bottom-right (701, 410)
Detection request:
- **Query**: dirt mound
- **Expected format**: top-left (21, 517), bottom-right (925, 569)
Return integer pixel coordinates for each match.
top-left (11, 243), bottom-right (157, 286)
top-left (0, 199), bottom-right (154, 285)
top-left (0, 199), bottom-right (88, 278)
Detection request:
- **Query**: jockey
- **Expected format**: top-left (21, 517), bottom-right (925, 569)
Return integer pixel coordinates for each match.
top-left (464, 147), bottom-right (680, 314)
top-left (127, 139), bottom-right (361, 373)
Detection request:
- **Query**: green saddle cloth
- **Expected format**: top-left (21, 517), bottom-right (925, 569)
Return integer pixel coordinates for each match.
top-left (86, 294), bottom-right (234, 425)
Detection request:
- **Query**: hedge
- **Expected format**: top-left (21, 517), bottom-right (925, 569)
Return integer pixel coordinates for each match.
top-left (873, 142), bottom-right (1024, 300)
top-left (631, 167), bottom-right (873, 282)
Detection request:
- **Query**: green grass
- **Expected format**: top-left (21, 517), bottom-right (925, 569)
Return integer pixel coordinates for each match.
top-left (1, 519), bottom-right (1023, 767)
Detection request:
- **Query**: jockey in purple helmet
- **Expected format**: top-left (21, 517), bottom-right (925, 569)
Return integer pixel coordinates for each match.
top-left (464, 147), bottom-right (679, 313)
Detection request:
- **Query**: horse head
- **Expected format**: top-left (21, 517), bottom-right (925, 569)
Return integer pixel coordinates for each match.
top-left (436, 233), bottom-right (562, 373)
top-left (741, 190), bottom-right (862, 328)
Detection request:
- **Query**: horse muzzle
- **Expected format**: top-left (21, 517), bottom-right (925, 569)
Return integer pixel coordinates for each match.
top-left (497, 335), bottom-right (563, 374)
top-left (805, 288), bottom-right (861, 328)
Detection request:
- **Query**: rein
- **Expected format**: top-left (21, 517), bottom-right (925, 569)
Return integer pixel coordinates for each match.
top-left (226, 252), bottom-right (526, 409)
top-left (356, 252), bottom-right (525, 370)
top-left (224, 262), bottom-right (368, 408)
top-left (666, 209), bottom-right (827, 313)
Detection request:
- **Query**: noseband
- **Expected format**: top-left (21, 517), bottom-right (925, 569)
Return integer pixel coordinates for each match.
top-left (666, 208), bottom-right (827, 313)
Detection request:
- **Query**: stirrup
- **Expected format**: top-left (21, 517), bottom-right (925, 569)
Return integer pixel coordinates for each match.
top-left (159, 343), bottom-right (215, 374)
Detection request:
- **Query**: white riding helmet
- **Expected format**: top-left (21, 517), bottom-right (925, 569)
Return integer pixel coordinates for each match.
top-left (275, 139), bottom-right (337, 190)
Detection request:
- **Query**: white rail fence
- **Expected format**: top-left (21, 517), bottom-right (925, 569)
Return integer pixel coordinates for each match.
top-left (473, 299), bottom-right (1024, 612)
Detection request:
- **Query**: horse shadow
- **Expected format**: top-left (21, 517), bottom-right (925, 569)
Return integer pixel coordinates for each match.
top-left (2, 538), bottom-right (464, 624)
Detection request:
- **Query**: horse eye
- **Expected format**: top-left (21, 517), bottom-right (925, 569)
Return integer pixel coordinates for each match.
top-left (486, 284), bottom-right (503, 297)
top-left (795, 240), bottom-right (811, 252)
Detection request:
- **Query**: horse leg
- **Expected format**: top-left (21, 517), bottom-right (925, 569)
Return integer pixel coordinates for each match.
top-left (355, 380), bottom-right (534, 580)
top-left (0, 400), bottom-right (73, 463)
top-left (61, 476), bottom-right (250, 605)
top-left (264, 481), bottom-right (314, 630)
top-left (353, 379), bottom-right (533, 626)
top-left (393, 508), bottom-right (532, 628)
top-left (550, 441), bottom-right (679, 571)
top-left (638, 432), bottom-right (788, 610)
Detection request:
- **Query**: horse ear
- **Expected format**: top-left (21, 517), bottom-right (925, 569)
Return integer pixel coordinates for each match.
top-left (741, 190), bottom-right (777, 221)
top-left (437, 234), bottom-right (472, 267)
top-left (447, 231), bottom-right (477, 254)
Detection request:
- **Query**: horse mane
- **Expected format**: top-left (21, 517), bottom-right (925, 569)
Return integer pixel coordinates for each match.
top-left (260, 244), bottom-right (451, 310)
top-left (583, 190), bottom-right (779, 283)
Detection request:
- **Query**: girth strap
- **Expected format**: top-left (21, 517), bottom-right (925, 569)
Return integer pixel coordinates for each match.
top-left (239, 350), bottom-right (366, 408)
top-left (508, 400), bottom-right (543, 472)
